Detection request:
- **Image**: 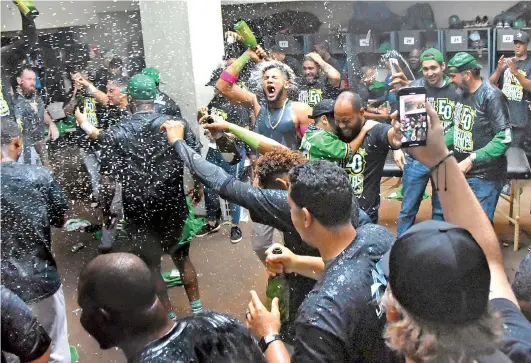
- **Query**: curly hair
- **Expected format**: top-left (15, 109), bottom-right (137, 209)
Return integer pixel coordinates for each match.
top-left (255, 148), bottom-right (307, 188)
top-left (382, 288), bottom-right (503, 363)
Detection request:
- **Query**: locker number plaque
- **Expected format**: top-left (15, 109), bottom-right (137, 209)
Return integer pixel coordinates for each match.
top-left (450, 36), bottom-right (463, 44)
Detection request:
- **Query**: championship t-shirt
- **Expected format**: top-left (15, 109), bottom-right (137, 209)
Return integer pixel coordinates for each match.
top-left (340, 123), bottom-right (391, 218)
top-left (499, 58), bottom-right (531, 128)
top-left (411, 77), bottom-right (458, 134)
top-left (300, 124), bottom-right (351, 163)
top-left (297, 75), bottom-right (340, 107)
top-left (453, 81), bottom-right (510, 180)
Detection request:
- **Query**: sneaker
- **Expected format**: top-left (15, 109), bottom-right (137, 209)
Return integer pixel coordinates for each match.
top-left (475, 16), bottom-right (481, 27)
top-left (196, 222), bottom-right (220, 237)
top-left (482, 16), bottom-right (489, 26)
top-left (230, 226), bottom-right (243, 243)
top-left (496, 20), bottom-right (503, 28)
top-left (504, 21), bottom-right (511, 28)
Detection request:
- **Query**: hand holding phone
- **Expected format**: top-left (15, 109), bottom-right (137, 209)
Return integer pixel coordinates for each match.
top-left (397, 87), bottom-right (428, 147)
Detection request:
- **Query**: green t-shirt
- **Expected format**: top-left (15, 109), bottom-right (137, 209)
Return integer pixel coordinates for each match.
top-left (300, 124), bottom-right (350, 163)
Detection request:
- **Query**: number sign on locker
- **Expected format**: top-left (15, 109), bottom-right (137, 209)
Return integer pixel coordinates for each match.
top-left (279, 40), bottom-right (289, 48)
top-left (404, 37), bottom-right (415, 45)
top-left (451, 36), bottom-right (462, 44)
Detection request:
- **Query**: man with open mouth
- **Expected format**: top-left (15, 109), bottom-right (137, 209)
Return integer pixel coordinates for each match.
top-left (216, 45), bottom-right (313, 151)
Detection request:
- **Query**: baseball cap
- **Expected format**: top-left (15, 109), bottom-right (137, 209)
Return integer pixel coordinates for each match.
top-left (377, 41), bottom-right (392, 53)
top-left (122, 74), bottom-right (157, 100)
top-left (382, 220), bottom-right (491, 324)
top-left (308, 99), bottom-right (335, 119)
top-left (142, 67), bottom-right (161, 85)
top-left (420, 48), bottom-right (444, 64)
top-left (514, 31), bottom-right (530, 44)
top-left (447, 52), bottom-right (482, 73)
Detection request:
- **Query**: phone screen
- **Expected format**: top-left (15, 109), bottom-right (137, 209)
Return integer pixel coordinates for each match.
top-left (398, 89), bottom-right (428, 147)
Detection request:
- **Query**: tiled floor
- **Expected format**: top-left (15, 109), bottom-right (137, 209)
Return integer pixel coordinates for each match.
top-left (54, 178), bottom-right (530, 363)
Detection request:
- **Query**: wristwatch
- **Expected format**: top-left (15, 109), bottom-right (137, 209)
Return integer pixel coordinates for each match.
top-left (259, 334), bottom-right (282, 352)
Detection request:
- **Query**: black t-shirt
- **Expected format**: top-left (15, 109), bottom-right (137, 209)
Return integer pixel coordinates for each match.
top-left (12, 92), bottom-right (46, 145)
top-left (490, 298), bottom-right (531, 363)
top-left (1, 286), bottom-right (51, 363)
top-left (453, 81), bottom-right (510, 180)
top-left (99, 111), bottom-right (201, 224)
top-left (340, 123), bottom-right (392, 217)
top-left (411, 77), bottom-right (458, 134)
top-left (297, 74), bottom-right (340, 107)
top-left (293, 224), bottom-right (396, 363)
top-left (154, 91), bottom-right (182, 118)
top-left (128, 312), bottom-right (266, 363)
top-left (208, 94), bottom-right (250, 128)
top-left (1, 162), bottom-right (67, 303)
top-left (499, 58), bottom-right (531, 128)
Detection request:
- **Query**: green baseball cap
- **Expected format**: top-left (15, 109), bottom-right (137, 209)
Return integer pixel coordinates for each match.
top-left (420, 48), bottom-right (444, 64)
top-left (447, 52), bottom-right (482, 73)
top-left (377, 41), bottom-right (392, 52)
top-left (122, 74), bottom-right (157, 100)
top-left (142, 67), bottom-right (161, 85)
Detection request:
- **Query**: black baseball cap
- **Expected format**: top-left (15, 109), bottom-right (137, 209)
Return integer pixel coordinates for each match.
top-left (382, 220), bottom-right (491, 324)
top-left (308, 99), bottom-right (335, 119)
top-left (514, 31), bottom-right (530, 44)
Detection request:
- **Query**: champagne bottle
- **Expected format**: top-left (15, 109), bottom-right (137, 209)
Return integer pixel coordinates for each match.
top-left (207, 117), bottom-right (242, 165)
top-left (234, 20), bottom-right (258, 48)
top-left (13, 0), bottom-right (39, 19)
top-left (265, 247), bottom-right (290, 323)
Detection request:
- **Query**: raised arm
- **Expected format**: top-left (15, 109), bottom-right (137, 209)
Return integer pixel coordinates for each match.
top-left (306, 52), bottom-right (341, 87)
top-left (216, 47), bottom-right (265, 114)
top-left (407, 104), bottom-right (518, 306)
top-left (73, 73), bottom-right (109, 105)
top-left (489, 55), bottom-right (506, 85)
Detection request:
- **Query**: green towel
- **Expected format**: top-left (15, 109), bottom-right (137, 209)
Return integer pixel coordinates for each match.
top-left (161, 269), bottom-right (183, 287)
top-left (387, 186), bottom-right (429, 201)
top-left (177, 197), bottom-right (207, 245)
top-left (70, 345), bottom-right (79, 363)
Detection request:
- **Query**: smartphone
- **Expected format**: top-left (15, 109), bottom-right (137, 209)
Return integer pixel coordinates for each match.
top-left (388, 58), bottom-right (401, 90)
top-left (397, 87), bottom-right (428, 147)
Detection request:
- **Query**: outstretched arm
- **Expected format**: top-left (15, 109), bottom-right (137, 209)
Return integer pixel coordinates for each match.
top-left (202, 119), bottom-right (286, 154)
top-left (161, 121), bottom-right (295, 233)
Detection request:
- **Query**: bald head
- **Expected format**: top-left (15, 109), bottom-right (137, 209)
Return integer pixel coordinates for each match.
top-left (78, 253), bottom-right (167, 350)
top-left (336, 90), bottom-right (363, 112)
top-left (79, 253), bottom-right (156, 313)
top-left (334, 90), bottom-right (365, 142)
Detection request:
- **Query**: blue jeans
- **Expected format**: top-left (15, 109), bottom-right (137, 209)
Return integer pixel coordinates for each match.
top-left (397, 155), bottom-right (443, 236)
top-left (204, 142), bottom-right (246, 224)
top-left (467, 177), bottom-right (503, 222)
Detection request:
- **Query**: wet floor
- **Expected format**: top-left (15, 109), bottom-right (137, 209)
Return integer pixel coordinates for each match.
top-left (55, 178), bottom-right (530, 363)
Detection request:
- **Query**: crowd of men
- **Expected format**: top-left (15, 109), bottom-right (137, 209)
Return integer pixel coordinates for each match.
top-left (1, 6), bottom-right (531, 363)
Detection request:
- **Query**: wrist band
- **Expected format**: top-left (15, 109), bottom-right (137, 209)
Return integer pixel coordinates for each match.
top-left (80, 121), bottom-right (95, 135)
top-left (429, 151), bottom-right (454, 192)
top-left (220, 71), bottom-right (238, 85)
top-left (429, 151), bottom-right (454, 174)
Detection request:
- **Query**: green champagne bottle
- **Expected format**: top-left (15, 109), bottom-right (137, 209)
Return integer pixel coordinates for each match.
top-left (13, 0), bottom-right (39, 19)
top-left (266, 247), bottom-right (289, 323)
top-left (234, 20), bottom-right (258, 49)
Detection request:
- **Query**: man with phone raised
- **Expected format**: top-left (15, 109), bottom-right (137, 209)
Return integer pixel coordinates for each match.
top-left (394, 48), bottom-right (459, 235)
top-left (447, 52), bottom-right (512, 221)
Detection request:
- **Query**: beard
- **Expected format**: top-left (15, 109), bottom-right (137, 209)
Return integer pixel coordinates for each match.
top-left (263, 85), bottom-right (285, 103)
top-left (458, 81), bottom-right (470, 94)
top-left (337, 122), bottom-right (363, 143)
